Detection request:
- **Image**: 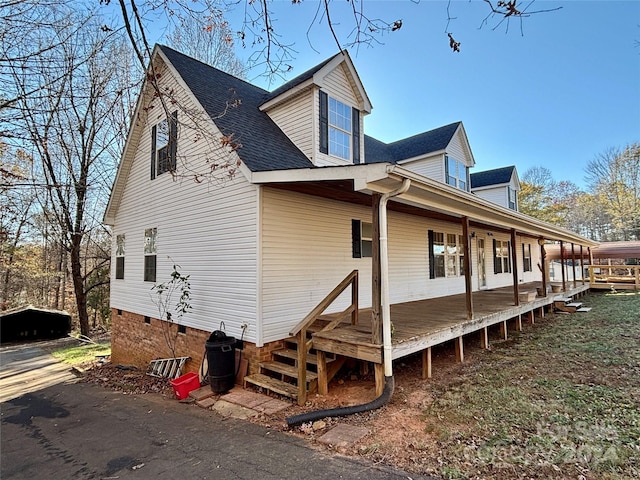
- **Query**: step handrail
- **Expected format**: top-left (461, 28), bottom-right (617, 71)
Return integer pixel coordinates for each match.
top-left (289, 270), bottom-right (359, 337)
top-left (289, 270), bottom-right (359, 405)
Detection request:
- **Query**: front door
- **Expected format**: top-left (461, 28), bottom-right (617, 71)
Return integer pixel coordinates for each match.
top-left (477, 238), bottom-right (487, 288)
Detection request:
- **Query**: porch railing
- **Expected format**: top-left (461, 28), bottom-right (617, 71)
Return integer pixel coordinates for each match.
top-left (589, 264), bottom-right (639, 290)
top-left (289, 269), bottom-right (359, 405)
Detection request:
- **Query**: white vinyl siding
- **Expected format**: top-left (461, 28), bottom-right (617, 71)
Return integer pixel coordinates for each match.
top-left (110, 66), bottom-right (259, 343)
top-left (260, 188), bottom-right (488, 343)
top-left (401, 155), bottom-right (444, 180)
top-left (472, 182), bottom-right (519, 210)
top-left (323, 64), bottom-right (358, 107)
top-left (265, 91), bottom-right (314, 160)
top-left (447, 130), bottom-right (469, 164)
top-left (473, 186), bottom-right (509, 207)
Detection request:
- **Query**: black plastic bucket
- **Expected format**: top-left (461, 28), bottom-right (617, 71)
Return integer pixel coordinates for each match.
top-left (205, 330), bottom-right (236, 393)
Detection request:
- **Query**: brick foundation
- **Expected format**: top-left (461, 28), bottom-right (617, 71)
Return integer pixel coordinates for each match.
top-left (111, 308), bottom-right (284, 375)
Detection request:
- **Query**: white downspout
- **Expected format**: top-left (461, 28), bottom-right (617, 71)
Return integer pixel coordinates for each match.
top-left (379, 178), bottom-right (411, 377)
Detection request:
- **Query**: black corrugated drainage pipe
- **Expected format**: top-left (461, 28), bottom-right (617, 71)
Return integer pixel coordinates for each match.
top-left (285, 376), bottom-right (395, 427)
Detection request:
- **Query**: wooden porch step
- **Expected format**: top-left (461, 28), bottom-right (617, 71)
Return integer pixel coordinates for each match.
top-left (554, 301), bottom-right (583, 313)
top-left (273, 348), bottom-right (336, 366)
top-left (554, 297), bottom-right (572, 301)
top-left (260, 361), bottom-right (318, 382)
top-left (243, 373), bottom-right (298, 399)
top-left (576, 307), bottom-right (592, 313)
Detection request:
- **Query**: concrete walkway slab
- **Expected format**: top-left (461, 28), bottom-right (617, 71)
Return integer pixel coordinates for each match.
top-left (222, 388), bottom-right (290, 414)
top-left (189, 385), bottom-right (215, 401)
top-left (317, 423), bottom-right (370, 448)
top-left (212, 399), bottom-right (258, 420)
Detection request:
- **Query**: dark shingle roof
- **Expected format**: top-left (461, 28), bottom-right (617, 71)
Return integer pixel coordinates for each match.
top-left (159, 45), bottom-right (313, 172)
top-left (364, 122), bottom-right (461, 164)
top-left (363, 135), bottom-right (396, 163)
top-left (470, 166), bottom-right (516, 188)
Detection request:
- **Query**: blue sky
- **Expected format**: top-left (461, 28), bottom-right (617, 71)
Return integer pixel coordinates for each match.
top-left (221, 0), bottom-right (639, 188)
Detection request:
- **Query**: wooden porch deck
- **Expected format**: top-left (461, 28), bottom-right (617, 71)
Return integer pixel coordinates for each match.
top-left (312, 281), bottom-right (591, 366)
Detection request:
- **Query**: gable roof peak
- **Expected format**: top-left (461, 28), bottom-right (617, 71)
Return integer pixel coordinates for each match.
top-left (260, 50), bottom-right (372, 113)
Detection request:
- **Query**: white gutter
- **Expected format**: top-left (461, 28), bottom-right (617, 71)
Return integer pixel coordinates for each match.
top-left (379, 178), bottom-right (411, 377)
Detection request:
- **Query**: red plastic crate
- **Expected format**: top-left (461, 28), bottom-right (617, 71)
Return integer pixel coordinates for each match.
top-left (170, 372), bottom-right (200, 400)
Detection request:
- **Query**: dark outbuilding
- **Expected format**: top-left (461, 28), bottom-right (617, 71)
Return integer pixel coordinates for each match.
top-left (0, 305), bottom-right (72, 343)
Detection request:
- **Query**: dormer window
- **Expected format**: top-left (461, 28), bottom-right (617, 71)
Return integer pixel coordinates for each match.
top-left (319, 91), bottom-right (360, 163)
top-left (446, 156), bottom-right (468, 191)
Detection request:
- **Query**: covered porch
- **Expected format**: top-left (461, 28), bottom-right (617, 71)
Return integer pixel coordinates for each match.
top-left (250, 163), bottom-right (597, 404)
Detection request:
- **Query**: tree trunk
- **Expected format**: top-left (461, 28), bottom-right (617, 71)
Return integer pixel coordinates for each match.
top-left (54, 242), bottom-right (63, 310)
top-left (70, 233), bottom-right (90, 336)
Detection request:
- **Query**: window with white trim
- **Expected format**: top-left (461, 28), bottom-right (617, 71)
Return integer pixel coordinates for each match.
top-left (319, 91), bottom-right (360, 163)
top-left (432, 232), bottom-right (445, 278)
top-left (458, 235), bottom-right (466, 275)
top-left (493, 239), bottom-right (511, 274)
top-left (329, 97), bottom-right (352, 160)
top-left (115, 234), bottom-right (125, 280)
top-left (352, 220), bottom-right (372, 258)
top-left (446, 156), bottom-right (468, 191)
top-left (144, 228), bottom-right (157, 282)
top-left (151, 111), bottom-right (177, 179)
top-left (523, 243), bottom-right (532, 272)
top-left (429, 231), bottom-right (464, 278)
top-left (508, 187), bottom-right (517, 210)
top-left (446, 234), bottom-right (458, 277)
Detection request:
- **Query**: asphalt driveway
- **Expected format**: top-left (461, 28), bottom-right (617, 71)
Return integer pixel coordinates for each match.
top-left (1, 343), bottom-right (431, 479)
top-left (0, 341), bottom-right (78, 403)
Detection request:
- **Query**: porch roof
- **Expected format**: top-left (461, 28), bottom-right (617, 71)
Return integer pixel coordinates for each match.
top-left (250, 163), bottom-right (598, 247)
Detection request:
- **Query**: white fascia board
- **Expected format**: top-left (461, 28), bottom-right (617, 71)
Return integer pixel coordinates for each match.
top-left (396, 149), bottom-right (445, 165)
top-left (259, 51), bottom-right (372, 114)
top-left (456, 123), bottom-right (476, 167)
top-left (511, 169), bottom-right (521, 190)
top-left (338, 51), bottom-right (373, 113)
top-left (249, 163), bottom-right (390, 185)
top-left (258, 78), bottom-right (314, 112)
top-left (471, 184), bottom-right (509, 192)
